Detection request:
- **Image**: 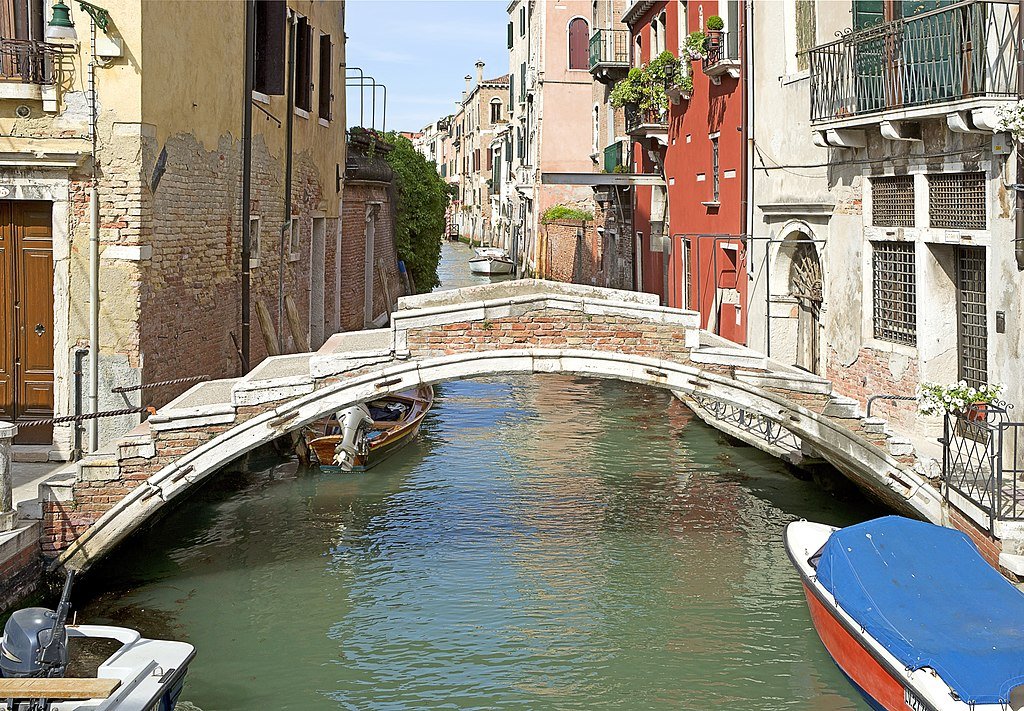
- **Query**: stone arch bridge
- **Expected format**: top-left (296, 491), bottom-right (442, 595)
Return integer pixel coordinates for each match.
top-left (38, 280), bottom-right (950, 572)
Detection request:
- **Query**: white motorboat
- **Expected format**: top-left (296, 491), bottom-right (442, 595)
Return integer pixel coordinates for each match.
top-left (469, 247), bottom-right (514, 276)
top-left (0, 572), bottom-right (195, 711)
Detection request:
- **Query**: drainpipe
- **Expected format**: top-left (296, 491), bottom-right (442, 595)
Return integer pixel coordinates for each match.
top-left (240, 0), bottom-right (255, 372)
top-left (1016, 0), bottom-right (1024, 270)
top-left (73, 347), bottom-right (88, 460)
top-left (279, 11), bottom-right (297, 347)
top-left (88, 21), bottom-right (99, 452)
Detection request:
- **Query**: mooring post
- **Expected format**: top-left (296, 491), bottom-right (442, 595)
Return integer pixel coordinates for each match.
top-left (0, 421), bottom-right (16, 532)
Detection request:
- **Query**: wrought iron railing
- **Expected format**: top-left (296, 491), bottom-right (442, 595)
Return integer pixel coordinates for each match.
top-left (624, 103), bottom-right (667, 134)
top-left (806, 0), bottom-right (1018, 123)
top-left (689, 394), bottom-right (802, 454)
top-left (703, 31), bottom-right (739, 71)
top-left (942, 402), bottom-right (1024, 527)
top-left (0, 38), bottom-right (60, 85)
top-left (589, 28), bottom-right (630, 70)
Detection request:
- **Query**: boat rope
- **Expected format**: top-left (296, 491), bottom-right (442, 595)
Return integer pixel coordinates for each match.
top-left (111, 375), bottom-right (209, 394)
top-left (16, 407), bottom-right (156, 428)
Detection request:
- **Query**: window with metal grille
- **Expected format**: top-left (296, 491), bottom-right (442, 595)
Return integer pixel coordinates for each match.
top-left (930, 172), bottom-right (986, 230)
top-left (871, 176), bottom-right (914, 227)
top-left (957, 246), bottom-right (988, 389)
top-left (711, 136), bottom-right (720, 202)
top-left (872, 241), bottom-right (917, 346)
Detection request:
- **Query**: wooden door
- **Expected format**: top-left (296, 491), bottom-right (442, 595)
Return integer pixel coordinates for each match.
top-left (0, 201), bottom-right (54, 444)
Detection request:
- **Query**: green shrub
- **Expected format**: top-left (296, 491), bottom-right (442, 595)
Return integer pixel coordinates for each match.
top-left (542, 205), bottom-right (594, 222)
top-left (382, 132), bottom-right (446, 292)
top-left (706, 15), bottom-right (724, 31)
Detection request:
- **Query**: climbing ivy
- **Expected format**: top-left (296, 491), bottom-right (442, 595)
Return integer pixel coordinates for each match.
top-left (382, 132), bottom-right (445, 292)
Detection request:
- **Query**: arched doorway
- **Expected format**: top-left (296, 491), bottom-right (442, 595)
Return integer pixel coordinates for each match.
top-left (788, 240), bottom-right (823, 374)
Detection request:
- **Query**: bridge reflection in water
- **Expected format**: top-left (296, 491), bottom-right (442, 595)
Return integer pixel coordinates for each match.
top-left (77, 373), bottom-right (880, 711)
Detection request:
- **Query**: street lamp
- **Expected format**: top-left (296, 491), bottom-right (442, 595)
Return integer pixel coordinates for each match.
top-left (45, 0), bottom-right (112, 42)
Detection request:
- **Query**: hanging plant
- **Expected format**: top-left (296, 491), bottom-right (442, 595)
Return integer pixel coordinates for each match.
top-left (685, 30), bottom-right (708, 61)
top-left (610, 51), bottom-right (689, 112)
top-left (918, 381), bottom-right (1005, 417)
top-left (996, 101), bottom-right (1024, 143)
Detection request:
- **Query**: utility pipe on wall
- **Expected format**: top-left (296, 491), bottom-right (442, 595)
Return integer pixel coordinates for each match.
top-left (279, 10), bottom-right (296, 349)
top-left (1016, 0), bottom-right (1024, 270)
top-left (240, 0), bottom-right (255, 373)
top-left (88, 21), bottom-right (99, 452)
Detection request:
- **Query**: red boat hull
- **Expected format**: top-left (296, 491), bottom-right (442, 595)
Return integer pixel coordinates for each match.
top-left (802, 582), bottom-right (915, 711)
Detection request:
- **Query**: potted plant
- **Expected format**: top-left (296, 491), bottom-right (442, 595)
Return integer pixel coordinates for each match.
top-left (918, 381), bottom-right (1005, 421)
top-left (706, 15), bottom-right (725, 31)
top-left (667, 74), bottom-right (693, 103)
top-left (684, 30), bottom-right (708, 61)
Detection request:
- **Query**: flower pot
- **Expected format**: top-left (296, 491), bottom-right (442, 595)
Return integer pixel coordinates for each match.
top-left (666, 86), bottom-right (691, 104)
top-left (966, 402), bottom-right (988, 423)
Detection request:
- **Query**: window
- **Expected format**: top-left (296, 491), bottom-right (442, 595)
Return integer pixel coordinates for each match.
top-left (872, 175), bottom-right (914, 227)
top-left (249, 216), bottom-right (261, 268)
top-left (254, 0), bottom-right (286, 95)
top-left (592, 105), bottom-right (599, 153)
top-left (872, 241), bottom-right (917, 346)
top-left (490, 98), bottom-right (502, 123)
top-left (474, 149), bottom-right (480, 171)
top-left (318, 34), bottom-right (332, 121)
top-left (294, 16), bottom-right (313, 112)
top-left (507, 20), bottom-right (514, 49)
top-left (794, 0), bottom-right (816, 72)
top-left (519, 6), bottom-right (526, 35)
top-left (650, 18), bottom-right (660, 57)
top-left (519, 62), bottom-right (526, 102)
top-left (568, 18), bottom-right (589, 69)
top-left (289, 215), bottom-right (301, 255)
top-left (711, 135), bottom-right (720, 202)
top-left (956, 246), bottom-right (988, 388)
top-left (677, 0), bottom-right (689, 55)
top-left (929, 172), bottom-right (986, 230)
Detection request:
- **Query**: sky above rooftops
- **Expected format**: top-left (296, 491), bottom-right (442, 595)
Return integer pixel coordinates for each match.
top-left (346, 0), bottom-right (511, 133)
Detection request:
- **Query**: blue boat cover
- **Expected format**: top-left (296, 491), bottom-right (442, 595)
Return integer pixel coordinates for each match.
top-left (817, 516), bottom-right (1024, 705)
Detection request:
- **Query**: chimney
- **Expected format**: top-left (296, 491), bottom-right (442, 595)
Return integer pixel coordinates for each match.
top-left (475, 60), bottom-right (485, 86)
top-left (465, 74), bottom-right (472, 94)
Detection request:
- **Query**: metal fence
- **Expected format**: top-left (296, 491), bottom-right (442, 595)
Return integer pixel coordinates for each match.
top-left (703, 31), bottom-right (739, 71)
top-left (807, 0), bottom-right (1018, 123)
top-left (942, 404), bottom-right (1024, 527)
top-left (0, 38), bottom-right (60, 85)
top-left (589, 28), bottom-right (630, 70)
top-left (625, 104), bottom-right (667, 134)
top-left (689, 394), bottom-right (802, 454)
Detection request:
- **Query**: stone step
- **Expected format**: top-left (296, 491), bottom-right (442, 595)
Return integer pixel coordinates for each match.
top-left (823, 395), bottom-right (861, 419)
top-left (862, 416), bottom-right (887, 435)
top-left (886, 435), bottom-right (915, 458)
top-left (11, 445), bottom-right (52, 463)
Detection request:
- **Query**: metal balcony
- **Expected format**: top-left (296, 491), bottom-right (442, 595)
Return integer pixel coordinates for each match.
top-left (702, 31), bottom-right (741, 81)
top-left (625, 104), bottom-right (668, 146)
top-left (0, 38), bottom-right (60, 101)
top-left (589, 28), bottom-right (630, 83)
top-left (807, 0), bottom-right (1018, 127)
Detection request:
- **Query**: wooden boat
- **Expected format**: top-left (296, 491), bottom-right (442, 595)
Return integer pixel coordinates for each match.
top-left (469, 246), bottom-right (514, 275)
top-left (786, 516), bottom-right (1024, 711)
top-left (305, 385), bottom-right (433, 471)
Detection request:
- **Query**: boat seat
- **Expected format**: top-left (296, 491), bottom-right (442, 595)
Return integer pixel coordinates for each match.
top-left (0, 677), bottom-right (121, 700)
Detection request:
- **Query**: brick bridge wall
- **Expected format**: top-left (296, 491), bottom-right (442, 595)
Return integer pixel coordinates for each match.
top-left (40, 307), bottom-right (731, 560)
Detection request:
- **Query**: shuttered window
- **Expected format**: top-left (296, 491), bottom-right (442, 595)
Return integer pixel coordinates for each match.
top-left (254, 0), bottom-right (286, 95)
top-left (318, 34), bottom-right (332, 120)
top-left (568, 18), bottom-right (589, 70)
top-left (294, 16), bottom-right (313, 112)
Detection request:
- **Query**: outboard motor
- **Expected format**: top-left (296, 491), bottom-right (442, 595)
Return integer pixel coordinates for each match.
top-left (0, 571), bottom-right (74, 680)
top-left (332, 404), bottom-right (373, 471)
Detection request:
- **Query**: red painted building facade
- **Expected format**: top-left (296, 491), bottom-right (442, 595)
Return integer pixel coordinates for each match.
top-left (623, 0), bottom-right (747, 344)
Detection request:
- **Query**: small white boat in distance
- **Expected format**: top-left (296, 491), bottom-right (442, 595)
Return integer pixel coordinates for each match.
top-left (469, 246), bottom-right (514, 275)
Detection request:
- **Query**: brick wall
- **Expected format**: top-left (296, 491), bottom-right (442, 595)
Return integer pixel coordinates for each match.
top-left (139, 135), bottom-right (337, 408)
top-left (0, 526), bottom-right (42, 611)
top-left (405, 309), bottom-right (693, 364)
top-left (827, 345), bottom-right (919, 429)
top-left (339, 181), bottom-right (404, 331)
top-left (948, 504), bottom-right (1003, 570)
top-left (540, 200), bottom-right (632, 291)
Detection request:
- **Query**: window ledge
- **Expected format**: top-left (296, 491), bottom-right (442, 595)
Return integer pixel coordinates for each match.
top-left (252, 90), bottom-right (270, 105)
top-left (318, 117), bottom-right (330, 127)
top-left (702, 201), bottom-right (721, 208)
top-left (780, 70), bottom-right (810, 86)
top-left (294, 107), bottom-right (310, 120)
top-left (287, 250), bottom-right (302, 263)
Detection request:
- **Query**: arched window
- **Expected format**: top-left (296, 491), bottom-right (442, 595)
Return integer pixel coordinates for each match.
top-left (568, 17), bottom-right (589, 69)
top-left (650, 18), bottom-right (659, 57)
top-left (490, 98), bottom-right (502, 124)
top-left (658, 12), bottom-right (667, 54)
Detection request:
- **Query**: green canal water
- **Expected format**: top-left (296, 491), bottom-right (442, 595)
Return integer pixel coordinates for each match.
top-left (72, 242), bottom-right (879, 709)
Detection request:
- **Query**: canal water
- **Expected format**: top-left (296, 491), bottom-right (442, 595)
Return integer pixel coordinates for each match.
top-left (76, 241), bottom-right (879, 710)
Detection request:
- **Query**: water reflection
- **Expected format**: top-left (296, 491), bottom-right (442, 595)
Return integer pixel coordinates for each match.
top-left (77, 374), bottom-right (876, 710)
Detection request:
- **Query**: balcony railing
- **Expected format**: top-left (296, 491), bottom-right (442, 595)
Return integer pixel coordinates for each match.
top-left (807, 0), bottom-right (1018, 124)
top-left (589, 28), bottom-right (630, 72)
top-left (624, 104), bottom-right (667, 135)
top-left (0, 38), bottom-right (59, 85)
top-left (702, 31), bottom-right (740, 75)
